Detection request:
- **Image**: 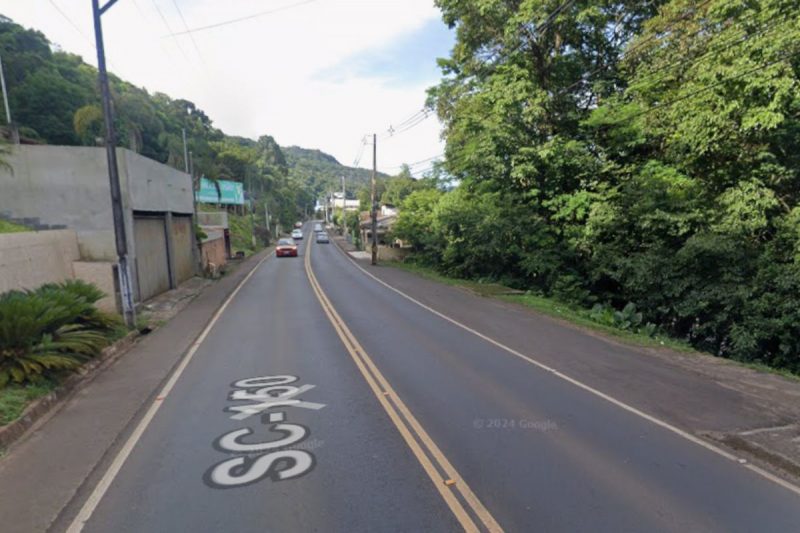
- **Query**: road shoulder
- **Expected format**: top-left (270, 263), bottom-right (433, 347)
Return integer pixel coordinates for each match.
top-left (331, 239), bottom-right (800, 486)
top-left (0, 248), bottom-right (272, 533)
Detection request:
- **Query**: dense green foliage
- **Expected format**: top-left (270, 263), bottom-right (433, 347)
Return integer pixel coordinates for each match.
top-left (283, 146), bottom-right (390, 197)
top-left (393, 0), bottom-right (800, 371)
top-left (0, 281), bottom-right (121, 387)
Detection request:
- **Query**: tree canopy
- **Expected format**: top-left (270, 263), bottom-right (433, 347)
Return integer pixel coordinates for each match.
top-left (392, 0), bottom-right (800, 372)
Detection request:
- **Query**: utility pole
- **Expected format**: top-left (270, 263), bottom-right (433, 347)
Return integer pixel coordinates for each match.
top-left (93, 0), bottom-right (135, 328)
top-left (371, 133), bottom-right (378, 265)
top-left (264, 200), bottom-right (270, 241)
top-left (182, 128), bottom-right (189, 173)
top-left (341, 175), bottom-right (346, 236)
top-left (0, 53), bottom-right (18, 144)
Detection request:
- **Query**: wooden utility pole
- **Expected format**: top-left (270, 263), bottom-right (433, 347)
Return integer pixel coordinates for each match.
top-left (341, 175), bottom-right (346, 236)
top-left (371, 133), bottom-right (377, 265)
top-left (93, 0), bottom-right (135, 328)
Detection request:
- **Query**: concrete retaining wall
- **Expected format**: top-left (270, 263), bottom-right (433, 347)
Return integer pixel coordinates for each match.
top-left (0, 145), bottom-right (196, 305)
top-left (377, 245), bottom-right (410, 262)
top-left (0, 229), bottom-right (79, 293)
top-left (201, 230), bottom-right (227, 274)
top-left (0, 229), bottom-right (117, 312)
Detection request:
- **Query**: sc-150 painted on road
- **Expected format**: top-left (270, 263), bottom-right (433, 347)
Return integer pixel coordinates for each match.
top-left (204, 375), bottom-right (326, 489)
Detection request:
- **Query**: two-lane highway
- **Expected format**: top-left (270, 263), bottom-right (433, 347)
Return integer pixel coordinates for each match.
top-left (63, 222), bottom-right (800, 532)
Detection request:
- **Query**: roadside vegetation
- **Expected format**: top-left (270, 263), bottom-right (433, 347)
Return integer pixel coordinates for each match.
top-left (228, 212), bottom-right (259, 257)
top-left (391, 0), bottom-right (800, 374)
top-left (0, 280), bottom-right (122, 425)
top-left (0, 220), bottom-right (29, 234)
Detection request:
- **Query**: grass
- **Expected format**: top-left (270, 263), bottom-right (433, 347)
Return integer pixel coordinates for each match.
top-left (0, 381), bottom-right (56, 426)
top-left (0, 220), bottom-right (30, 234)
top-left (228, 212), bottom-right (259, 257)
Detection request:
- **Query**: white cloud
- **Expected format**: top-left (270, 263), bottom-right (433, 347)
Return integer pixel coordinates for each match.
top-left (0, 0), bottom-right (448, 174)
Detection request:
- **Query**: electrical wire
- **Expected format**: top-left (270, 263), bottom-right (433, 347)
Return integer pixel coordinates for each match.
top-left (47, 0), bottom-right (96, 49)
top-left (151, 0), bottom-right (192, 63)
top-left (170, 0), bottom-right (206, 66)
top-left (168, 0), bottom-right (319, 36)
top-left (131, 0), bottom-right (181, 70)
top-left (619, 14), bottom-right (790, 94)
top-left (558, 0), bottom-right (715, 95)
top-left (605, 47), bottom-right (799, 127)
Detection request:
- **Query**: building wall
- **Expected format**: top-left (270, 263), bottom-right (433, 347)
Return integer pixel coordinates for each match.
top-left (0, 229), bottom-right (79, 293)
top-left (200, 230), bottom-right (227, 274)
top-left (377, 245), bottom-right (410, 262)
top-left (0, 145), bottom-right (196, 305)
top-left (0, 229), bottom-right (117, 312)
top-left (0, 145), bottom-right (116, 261)
top-left (170, 214), bottom-right (195, 284)
top-left (72, 261), bottom-right (117, 312)
top-left (132, 215), bottom-right (171, 301)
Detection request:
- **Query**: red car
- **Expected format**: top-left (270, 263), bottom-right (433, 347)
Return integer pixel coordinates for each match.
top-left (276, 238), bottom-right (298, 257)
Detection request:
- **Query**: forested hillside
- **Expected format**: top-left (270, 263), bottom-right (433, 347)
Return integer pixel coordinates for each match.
top-left (0, 15), bottom-right (312, 229)
top-left (283, 145), bottom-right (390, 195)
top-left (392, 0), bottom-right (800, 372)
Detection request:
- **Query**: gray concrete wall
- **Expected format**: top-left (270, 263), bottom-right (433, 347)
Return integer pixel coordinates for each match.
top-left (0, 229), bottom-right (80, 293)
top-left (0, 229), bottom-right (117, 312)
top-left (0, 145), bottom-right (117, 261)
top-left (0, 145), bottom-right (196, 304)
top-left (120, 149), bottom-right (194, 214)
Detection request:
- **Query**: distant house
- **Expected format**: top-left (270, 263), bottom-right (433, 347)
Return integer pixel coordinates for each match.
top-left (380, 204), bottom-right (398, 217)
top-left (331, 197), bottom-right (360, 212)
top-left (359, 213), bottom-right (397, 246)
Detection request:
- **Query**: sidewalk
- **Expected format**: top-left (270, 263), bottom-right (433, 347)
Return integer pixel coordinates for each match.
top-left (0, 248), bottom-right (272, 533)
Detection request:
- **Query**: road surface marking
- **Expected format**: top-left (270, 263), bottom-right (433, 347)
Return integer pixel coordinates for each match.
top-left (66, 250), bottom-right (276, 533)
top-left (305, 238), bottom-right (502, 533)
top-left (331, 242), bottom-right (800, 499)
top-left (205, 374), bottom-right (324, 488)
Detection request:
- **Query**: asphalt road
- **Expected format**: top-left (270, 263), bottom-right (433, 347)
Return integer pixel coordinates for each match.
top-left (66, 222), bottom-right (800, 532)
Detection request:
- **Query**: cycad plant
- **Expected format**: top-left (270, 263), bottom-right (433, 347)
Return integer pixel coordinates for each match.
top-left (0, 281), bottom-right (120, 387)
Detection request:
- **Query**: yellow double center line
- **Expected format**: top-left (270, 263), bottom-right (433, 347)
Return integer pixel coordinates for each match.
top-left (304, 238), bottom-right (502, 533)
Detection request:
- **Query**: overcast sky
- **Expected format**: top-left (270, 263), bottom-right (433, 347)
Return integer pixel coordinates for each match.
top-left (0, 0), bottom-right (453, 174)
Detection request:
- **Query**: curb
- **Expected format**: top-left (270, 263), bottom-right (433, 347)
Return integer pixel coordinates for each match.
top-left (0, 331), bottom-right (140, 450)
top-left (0, 246), bottom-right (273, 452)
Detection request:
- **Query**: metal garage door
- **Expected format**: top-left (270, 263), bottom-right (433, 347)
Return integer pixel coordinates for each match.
top-left (133, 215), bottom-right (170, 302)
top-left (171, 215), bottom-right (194, 284)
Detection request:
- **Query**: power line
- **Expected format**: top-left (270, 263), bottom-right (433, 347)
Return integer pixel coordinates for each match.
top-left (386, 153), bottom-right (444, 173)
top-left (622, 13), bottom-right (790, 93)
top-left (170, 0), bottom-right (206, 66)
top-left (606, 47), bottom-right (799, 127)
top-left (168, 0), bottom-right (319, 36)
top-left (559, 0), bottom-right (715, 95)
top-left (352, 136), bottom-right (367, 167)
top-left (130, 0), bottom-right (185, 72)
top-left (379, 107), bottom-right (432, 141)
top-left (47, 0), bottom-right (96, 49)
top-left (151, 0), bottom-right (192, 63)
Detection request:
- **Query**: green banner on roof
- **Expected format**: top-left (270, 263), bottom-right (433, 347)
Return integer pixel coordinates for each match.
top-left (195, 177), bottom-right (244, 205)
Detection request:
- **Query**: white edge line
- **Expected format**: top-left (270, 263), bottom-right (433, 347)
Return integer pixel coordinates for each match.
top-left (66, 250), bottom-right (274, 533)
top-left (333, 243), bottom-right (800, 498)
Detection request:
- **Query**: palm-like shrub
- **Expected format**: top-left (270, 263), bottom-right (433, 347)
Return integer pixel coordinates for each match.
top-left (0, 281), bottom-right (120, 387)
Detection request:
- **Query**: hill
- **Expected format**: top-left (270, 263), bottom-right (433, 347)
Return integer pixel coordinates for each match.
top-left (282, 146), bottom-right (391, 197)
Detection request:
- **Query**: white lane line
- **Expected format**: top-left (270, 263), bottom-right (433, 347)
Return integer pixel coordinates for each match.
top-left (330, 243), bottom-right (800, 499)
top-left (67, 250), bottom-right (275, 533)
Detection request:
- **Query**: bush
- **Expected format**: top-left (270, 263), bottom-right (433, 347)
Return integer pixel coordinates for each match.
top-left (0, 281), bottom-right (120, 387)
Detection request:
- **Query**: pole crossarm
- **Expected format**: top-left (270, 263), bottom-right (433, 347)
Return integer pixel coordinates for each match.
top-left (99, 0), bottom-right (121, 16)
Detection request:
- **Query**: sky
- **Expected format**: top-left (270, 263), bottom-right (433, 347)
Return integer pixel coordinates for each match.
top-left (0, 0), bottom-right (454, 175)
